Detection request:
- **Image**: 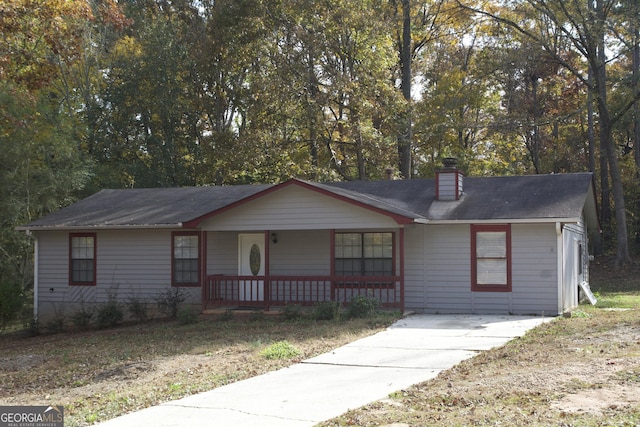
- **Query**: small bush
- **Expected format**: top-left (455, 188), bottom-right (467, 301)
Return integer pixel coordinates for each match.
top-left (178, 306), bottom-right (199, 325)
top-left (45, 308), bottom-right (66, 333)
top-left (281, 303), bottom-right (303, 321)
top-left (347, 294), bottom-right (380, 319)
top-left (156, 288), bottom-right (186, 319)
top-left (95, 298), bottom-right (124, 329)
top-left (218, 310), bottom-right (234, 321)
top-left (259, 340), bottom-right (301, 360)
top-left (70, 305), bottom-right (94, 329)
top-left (313, 301), bottom-right (340, 320)
top-left (127, 297), bottom-right (148, 322)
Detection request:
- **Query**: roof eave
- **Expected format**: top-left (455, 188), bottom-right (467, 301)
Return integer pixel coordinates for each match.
top-left (16, 224), bottom-right (183, 232)
top-left (426, 217), bottom-right (583, 225)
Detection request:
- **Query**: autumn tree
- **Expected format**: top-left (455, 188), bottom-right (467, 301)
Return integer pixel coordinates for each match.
top-left (458, 0), bottom-right (639, 266)
top-left (0, 0), bottom-right (107, 316)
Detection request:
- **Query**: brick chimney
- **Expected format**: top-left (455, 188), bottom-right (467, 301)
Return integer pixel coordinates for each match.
top-left (436, 157), bottom-right (463, 201)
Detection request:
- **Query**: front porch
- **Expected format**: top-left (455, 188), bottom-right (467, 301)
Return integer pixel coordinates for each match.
top-left (202, 274), bottom-right (403, 311)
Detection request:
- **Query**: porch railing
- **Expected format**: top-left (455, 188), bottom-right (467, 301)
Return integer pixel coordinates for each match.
top-left (202, 275), bottom-right (403, 311)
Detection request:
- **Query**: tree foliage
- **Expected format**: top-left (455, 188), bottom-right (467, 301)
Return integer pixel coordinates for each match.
top-left (2, 0), bottom-right (640, 303)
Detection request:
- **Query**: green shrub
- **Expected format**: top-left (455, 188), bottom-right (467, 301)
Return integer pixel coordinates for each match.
top-left (95, 298), bottom-right (124, 329)
top-left (156, 288), bottom-right (186, 319)
top-left (313, 301), bottom-right (340, 320)
top-left (281, 303), bottom-right (303, 321)
top-left (178, 306), bottom-right (199, 325)
top-left (218, 309), bottom-right (234, 321)
top-left (127, 297), bottom-right (148, 322)
top-left (259, 340), bottom-right (301, 360)
top-left (0, 281), bottom-right (24, 328)
top-left (70, 305), bottom-right (94, 329)
top-left (347, 294), bottom-right (380, 319)
top-left (45, 307), bottom-right (66, 333)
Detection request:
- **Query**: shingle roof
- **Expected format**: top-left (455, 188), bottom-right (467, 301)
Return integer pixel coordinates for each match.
top-left (19, 173), bottom-right (597, 230)
top-left (19, 184), bottom-right (270, 229)
top-left (327, 173), bottom-right (595, 222)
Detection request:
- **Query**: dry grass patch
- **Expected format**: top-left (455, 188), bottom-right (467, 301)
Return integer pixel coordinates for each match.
top-left (0, 311), bottom-right (399, 426)
top-left (319, 260), bottom-right (640, 427)
top-left (320, 307), bottom-right (640, 426)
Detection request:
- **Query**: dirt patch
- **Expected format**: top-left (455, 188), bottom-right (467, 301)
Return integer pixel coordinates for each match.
top-left (552, 384), bottom-right (640, 415)
top-left (0, 354), bottom-right (45, 371)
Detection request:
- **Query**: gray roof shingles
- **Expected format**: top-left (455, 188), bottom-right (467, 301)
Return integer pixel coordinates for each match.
top-left (19, 173), bottom-right (595, 230)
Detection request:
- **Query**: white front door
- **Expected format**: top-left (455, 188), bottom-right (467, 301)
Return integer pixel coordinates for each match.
top-left (238, 233), bottom-right (265, 301)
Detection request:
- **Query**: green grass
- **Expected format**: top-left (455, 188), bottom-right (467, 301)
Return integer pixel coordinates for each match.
top-left (595, 291), bottom-right (640, 309)
top-left (259, 340), bottom-right (301, 360)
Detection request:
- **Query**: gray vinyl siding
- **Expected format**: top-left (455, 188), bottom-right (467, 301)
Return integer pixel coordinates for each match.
top-left (206, 231), bottom-right (238, 275)
top-left (511, 224), bottom-right (558, 315)
top-left (269, 230), bottom-right (331, 276)
top-left (415, 223), bottom-right (560, 315)
top-left (200, 184), bottom-right (399, 231)
top-left (423, 225), bottom-right (472, 313)
top-left (403, 224), bottom-right (426, 311)
top-left (34, 229), bottom-right (199, 321)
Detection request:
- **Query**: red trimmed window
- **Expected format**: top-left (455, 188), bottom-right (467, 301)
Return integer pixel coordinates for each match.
top-left (172, 232), bottom-right (200, 286)
top-left (335, 232), bottom-right (394, 277)
top-left (69, 233), bottom-right (96, 286)
top-left (471, 224), bottom-right (512, 292)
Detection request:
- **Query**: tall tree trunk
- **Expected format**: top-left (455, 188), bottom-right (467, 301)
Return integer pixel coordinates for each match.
top-left (634, 14), bottom-right (640, 172)
top-left (587, 68), bottom-right (596, 175)
top-left (531, 74), bottom-right (541, 174)
top-left (587, 76), bottom-right (611, 255)
top-left (594, 0), bottom-right (632, 266)
top-left (397, 0), bottom-right (412, 178)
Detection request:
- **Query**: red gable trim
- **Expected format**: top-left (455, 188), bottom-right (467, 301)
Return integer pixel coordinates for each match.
top-left (183, 178), bottom-right (415, 228)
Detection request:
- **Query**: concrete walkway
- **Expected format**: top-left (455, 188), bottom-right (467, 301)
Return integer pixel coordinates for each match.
top-left (96, 314), bottom-right (550, 427)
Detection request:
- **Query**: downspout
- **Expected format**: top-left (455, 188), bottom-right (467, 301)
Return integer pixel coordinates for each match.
top-left (200, 230), bottom-right (207, 312)
top-left (556, 222), bottom-right (563, 315)
top-left (264, 230), bottom-right (270, 311)
top-left (30, 231), bottom-right (39, 321)
top-left (399, 227), bottom-right (405, 312)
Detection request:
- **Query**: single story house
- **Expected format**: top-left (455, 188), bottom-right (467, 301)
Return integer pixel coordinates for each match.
top-left (18, 163), bottom-right (599, 320)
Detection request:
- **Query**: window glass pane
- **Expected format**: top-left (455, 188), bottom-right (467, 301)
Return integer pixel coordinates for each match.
top-left (174, 235), bottom-right (198, 258)
top-left (383, 239), bottom-right (393, 257)
top-left (335, 232), bottom-right (392, 275)
top-left (72, 259), bottom-right (93, 282)
top-left (72, 237), bottom-right (94, 259)
top-left (363, 245), bottom-right (373, 258)
top-left (476, 232), bottom-right (506, 258)
top-left (175, 259), bottom-right (198, 283)
top-left (335, 259), bottom-right (361, 276)
top-left (363, 259), bottom-right (392, 276)
top-left (477, 259), bottom-right (507, 284)
top-left (173, 234), bottom-right (199, 284)
top-left (335, 233), bottom-right (361, 258)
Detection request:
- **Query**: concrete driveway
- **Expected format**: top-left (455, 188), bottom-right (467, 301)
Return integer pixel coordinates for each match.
top-left (95, 314), bottom-right (550, 427)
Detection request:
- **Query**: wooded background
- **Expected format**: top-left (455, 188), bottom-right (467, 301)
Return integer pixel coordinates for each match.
top-left (2, 0), bottom-right (640, 321)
